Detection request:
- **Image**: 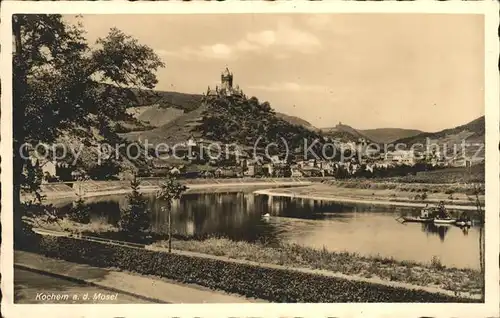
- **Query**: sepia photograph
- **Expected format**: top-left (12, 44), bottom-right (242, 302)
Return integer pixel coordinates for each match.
top-left (1, 1), bottom-right (499, 317)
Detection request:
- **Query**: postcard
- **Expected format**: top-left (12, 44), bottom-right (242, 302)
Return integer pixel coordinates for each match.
top-left (1, 1), bottom-right (499, 317)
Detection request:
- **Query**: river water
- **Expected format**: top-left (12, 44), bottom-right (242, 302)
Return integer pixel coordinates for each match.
top-left (56, 191), bottom-right (482, 269)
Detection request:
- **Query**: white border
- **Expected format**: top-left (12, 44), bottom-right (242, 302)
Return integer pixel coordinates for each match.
top-left (1, 1), bottom-right (499, 317)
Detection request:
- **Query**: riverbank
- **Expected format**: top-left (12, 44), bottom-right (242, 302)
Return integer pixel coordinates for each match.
top-left (156, 238), bottom-right (482, 298)
top-left (28, 218), bottom-right (482, 299)
top-left (19, 230), bottom-right (480, 302)
top-left (22, 178), bottom-right (318, 202)
top-left (254, 183), bottom-right (484, 211)
top-left (24, 177), bottom-right (485, 212)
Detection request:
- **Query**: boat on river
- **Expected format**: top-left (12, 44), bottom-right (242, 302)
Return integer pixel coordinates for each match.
top-left (400, 205), bottom-right (434, 223)
top-left (433, 218), bottom-right (456, 225)
top-left (402, 216), bottom-right (434, 223)
top-left (400, 202), bottom-right (458, 225)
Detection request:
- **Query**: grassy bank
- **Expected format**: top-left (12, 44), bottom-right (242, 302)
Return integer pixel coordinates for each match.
top-left (372, 166), bottom-right (484, 184)
top-left (18, 234), bottom-right (477, 302)
top-left (156, 237), bottom-right (482, 297)
top-left (331, 180), bottom-right (484, 195)
top-left (28, 216), bottom-right (482, 297)
top-left (261, 183), bottom-right (484, 209)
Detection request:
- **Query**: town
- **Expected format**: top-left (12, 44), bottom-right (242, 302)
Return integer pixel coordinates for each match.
top-left (30, 68), bottom-right (476, 184)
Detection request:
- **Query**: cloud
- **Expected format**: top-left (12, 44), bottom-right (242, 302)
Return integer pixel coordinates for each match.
top-left (248, 82), bottom-right (328, 92)
top-left (303, 15), bottom-right (334, 30)
top-left (244, 24), bottom-right (321, 54)
top-left (246, 30), bottom-right (276, 47)
top-left (156, 46), bottom-right (236, 60)
top-left (200, 43), bottom-right (233, 59)
top-left (156, 20), bottom-right (322, 61)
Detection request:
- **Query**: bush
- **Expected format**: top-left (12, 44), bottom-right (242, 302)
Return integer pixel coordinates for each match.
top-left (431, 256), bottom-right (445, 270)
top-left (68, 197), bottom-right (91, 224)
top-left (119, 175), bottom-right (151, 234)
top-left (20, 235), bottom-right (476, 303)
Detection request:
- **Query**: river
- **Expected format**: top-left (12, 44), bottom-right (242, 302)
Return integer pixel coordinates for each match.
top-left (55, 191), bottom-right (483, 270)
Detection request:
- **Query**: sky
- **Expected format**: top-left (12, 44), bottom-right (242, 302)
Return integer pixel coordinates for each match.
top-left (66, 14), bottom-right (485, 132)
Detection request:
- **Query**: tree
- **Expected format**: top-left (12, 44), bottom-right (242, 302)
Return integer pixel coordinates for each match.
top-left (119, 175), bottom-right (150, 235)
top-left (68, 196), bottom-right (91, 224)
top-left (13, 15), bottom-right (165, 242)
top-left (156, 175), bottom-right (188, 253)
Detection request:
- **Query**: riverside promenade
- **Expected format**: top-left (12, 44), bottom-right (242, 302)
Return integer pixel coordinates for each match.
top-left (20, 228), bottom-right (481, 302)
top-left (15, 251), bottom-right (261, 304)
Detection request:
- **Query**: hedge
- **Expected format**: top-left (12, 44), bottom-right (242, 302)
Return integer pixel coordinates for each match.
top-left (19, 234), bottom-right (477, 303)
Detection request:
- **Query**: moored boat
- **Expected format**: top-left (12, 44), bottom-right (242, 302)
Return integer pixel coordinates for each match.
top-left (402, 216), bottom-right (434, 223)
top-left (401, 206), bottom-right (434, 223)
top-left (433, 218), bottom-right (456, 225)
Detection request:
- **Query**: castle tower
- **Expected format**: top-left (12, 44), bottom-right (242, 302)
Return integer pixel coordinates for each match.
top-left (221, 67), bottom-right (233, 91)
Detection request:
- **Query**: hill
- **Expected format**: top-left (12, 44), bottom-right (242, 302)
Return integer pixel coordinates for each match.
top-left (320, 123), bottom-right (373, 143)
top-left (360, 128), bottom-right (425, 144)
top-left (121, 103), bottom-right (208, 145)
top-left (122, 93), bottom-right (336, 161)
top-left (126, 105), bottom-right (185, 127)
top-left (124, 102), bottom-right (316, 132)
top-left (394, 116), bottom-right (484, 145)
top-left (275, 113), bottom-right (315, 130)
top-left (393, 116), bottom-right (485, 160)
top-left (127, 87), bottom-right (203, 113)
top-left (118, 87), bottom-right (316, 132)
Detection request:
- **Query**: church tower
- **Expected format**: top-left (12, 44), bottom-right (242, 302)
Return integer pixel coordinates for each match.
top-left (221, 67), bottom-right (233, 91)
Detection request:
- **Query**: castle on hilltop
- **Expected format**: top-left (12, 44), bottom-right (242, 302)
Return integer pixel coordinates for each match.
top-left (205, 67), bottom-right (245, 98)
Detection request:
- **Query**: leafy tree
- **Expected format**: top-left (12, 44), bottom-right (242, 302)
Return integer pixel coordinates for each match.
top-left (68, 196), bottom-right (91, 224)
top-left (120, 175), bottom-right (150, 234)
top-left (156, 175), bottom-right (188, 252)
top-left (22, 160), bottom-right (45, 203)
top-left (13, 14), bottom-right (164, 241)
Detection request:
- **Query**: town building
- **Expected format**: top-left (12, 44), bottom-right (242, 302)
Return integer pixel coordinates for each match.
top-left (291, 168), bottom-right (303, 177)
top-left (385, 150), bottom-right (416, 165)
top-left (448, 156), bottom-right (472, 168)
top-left (28, 157), bottom-right (76, 183)
top-left (262, 163), bottom-right (274, 176)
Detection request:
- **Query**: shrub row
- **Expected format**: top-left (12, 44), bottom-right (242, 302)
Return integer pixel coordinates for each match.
top-left (20, 235), bottom-right (477, 303)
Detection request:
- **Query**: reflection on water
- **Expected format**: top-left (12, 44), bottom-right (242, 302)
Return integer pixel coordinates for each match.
top-left (56, 192), bottom-right (483, 269)
top-left (421, 223), bottom-right (451, 242)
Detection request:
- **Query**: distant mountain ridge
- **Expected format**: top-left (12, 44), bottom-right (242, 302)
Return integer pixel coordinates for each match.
top-left (393, 116), bottom-right (484, 145)
top-left (275, 113), bottom-right (315, 130)
top-left (117, 86), bottom-right (484, 157)
top-left (393, 116), bottom-right (485, 160)
top-left (360, 128), bottom-right (425, 144)
top-left (320, 123), bottom-right (373, 143)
